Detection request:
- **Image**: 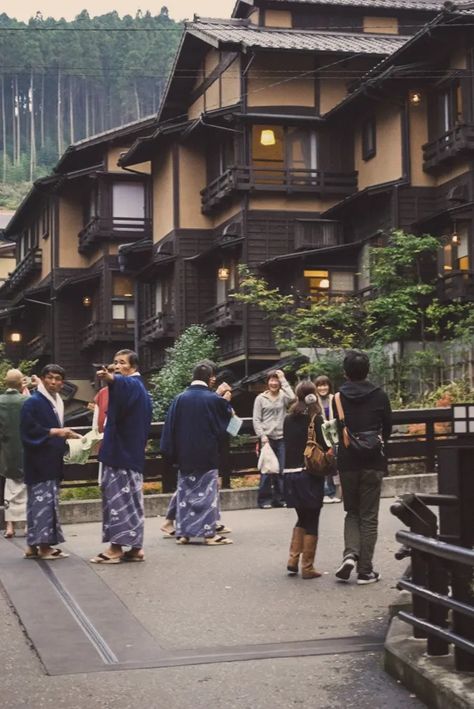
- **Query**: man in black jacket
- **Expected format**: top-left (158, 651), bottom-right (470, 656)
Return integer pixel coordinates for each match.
top-left (334, 350), bottom-right (392, 585)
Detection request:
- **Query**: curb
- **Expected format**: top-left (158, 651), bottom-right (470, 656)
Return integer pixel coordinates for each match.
top-left (58, 472), bottom-right (438, 525)
top-left (384, 616), bottom-right (474, 709)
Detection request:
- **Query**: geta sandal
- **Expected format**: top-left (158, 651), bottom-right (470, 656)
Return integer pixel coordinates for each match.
top-left (90, 552), bottom-right (122, 564)
top-left (176, 536), bottom-right (190, 545)
top-left (121, 550), bottom-right (145, 562)
top-left (205, 535), bottom-right (233, 546)
top-left (39, 549), bottom-right (69, 560)
top-left (216, 524), bottom-right (232, 534)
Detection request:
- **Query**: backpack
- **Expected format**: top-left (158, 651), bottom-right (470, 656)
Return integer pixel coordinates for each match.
top-left (334, 392), bottom-right (383, 461)
top-left (304, 415), bottom-right (333, 476)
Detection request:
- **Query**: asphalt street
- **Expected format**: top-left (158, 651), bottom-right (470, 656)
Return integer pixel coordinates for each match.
top-left (0, 499), bottom-right (426, 709)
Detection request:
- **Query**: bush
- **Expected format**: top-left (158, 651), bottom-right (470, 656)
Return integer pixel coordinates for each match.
top-left (149, 324), bottom-right (219, 420)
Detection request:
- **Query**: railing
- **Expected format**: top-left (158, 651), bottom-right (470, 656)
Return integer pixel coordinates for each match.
top-left (80, 320), bottom-right (135, 349)
top-left (62, 407), bottom-right (454, 493)
top-left (79, 217), bottom-right (152, 253)
top-left (3, 248), bottom-right (42, 294)
top-left (423, 123), bottom-right (474, 171)
top-left (141, 312), bottom-right (175, 342)
top-left (26, 333), bottom-right (50, 359)
top-left (201, 166), bottom-right (358, 213)
top-left (204, 301), bottom-right (243, 330)
top-left (391, 443), bottom-right (474, 672)
top-left (438, 270), bottom-right (474, 302)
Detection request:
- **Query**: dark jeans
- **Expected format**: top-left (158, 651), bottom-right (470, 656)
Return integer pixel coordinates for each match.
top-left (324, 475), bottom-right (336, 498)
top-left (257, 438), bottom-right (285, 507)
top-left (339, 467), bottom-right (383, 575)
top-left (295, 507), bottom-right (321, 536)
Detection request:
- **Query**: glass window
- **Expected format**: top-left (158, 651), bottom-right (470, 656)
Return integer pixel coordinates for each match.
top-left (443, 243), bottom-right (453, 271)
top-left (332, 271), bottom-right (355, 292)
top-left (362, 117), bottom-right (376, 160)
top-left (155, 282), bottom-right (163, 313)
top-left (456, 225), bottom-right (469, 271)
top-left (304, 269), bottom-right (330, 301)
top-left (112, 182), bottom-right (145, 229)
top-left (287, 127), bottom-right (317, 171)
top-left (112, 302), bottom-right (135, 321)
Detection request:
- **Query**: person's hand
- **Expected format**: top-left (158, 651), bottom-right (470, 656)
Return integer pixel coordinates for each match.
top-left (261, 435), bottom-right (269, 445)
top-left (65, 429), bottom-right (82, 440)
top-left (275, 369), bottom-right (285, 381)
top-left (30, 374), bottom-right (39, 387)
top-left (222, 390), bottom-right (232, 401)
top-left (216, 382), bottom-right (231, 397)
top-left (87, 402), bottom-right (95, 412)
top-left (96, 368), bottom-right (114, 383)
top-left (326, 447), bottom-right (334, 458)
top-left (50, 428), bottom-right (81, 439)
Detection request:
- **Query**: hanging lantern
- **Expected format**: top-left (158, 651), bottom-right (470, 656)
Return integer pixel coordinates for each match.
top-left (319, 278), bottom-right (330, 289)
top-left (409, 90), bottom-right (422, 106)
top-left (218, 267), bottom-right (230, 281)
top-left (260, 129), bottom-right (276, 146)
top-left (82, 295), bottom-right (92, 307)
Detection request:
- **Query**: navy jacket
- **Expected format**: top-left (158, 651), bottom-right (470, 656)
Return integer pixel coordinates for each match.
top-left (98, 374), bottom-right (152, 474)
top-left (160, 385), bottom-right (232, 473)
top-left (20, 392), bottom-right (67, 485)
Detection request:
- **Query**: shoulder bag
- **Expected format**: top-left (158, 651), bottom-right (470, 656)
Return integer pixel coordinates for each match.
top-left (334, 393), bottom-right (383, 461)
top-left (304, 415), bottom-right (333, 476)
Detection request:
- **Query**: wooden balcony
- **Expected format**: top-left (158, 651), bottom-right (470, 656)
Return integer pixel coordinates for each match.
top-left (423, 124), bottom-right (474, 172)
top-left (5, 248), bottom-right (42, 294)
top-left (204, 301), bottom-right (243, 330)
top-left (201, 166), bottom-right (358, 214)
top-left (141, 312), bottom-right (175, 343)
top-left (79, 217), bottom-right (152, 254)
top-left (26, 333), bottom-right (50, 359)
top-left (437, 271), bottom-right (474, 302)
top-left (80, 320), bottom-right (135, 350)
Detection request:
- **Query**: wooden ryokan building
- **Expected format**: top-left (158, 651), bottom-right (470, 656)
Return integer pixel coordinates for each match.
top-left (1, 0), bottom-right (474, 400)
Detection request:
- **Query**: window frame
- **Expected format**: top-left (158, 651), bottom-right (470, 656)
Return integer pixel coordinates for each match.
top-left (361, 116), bottom-right (376, 161)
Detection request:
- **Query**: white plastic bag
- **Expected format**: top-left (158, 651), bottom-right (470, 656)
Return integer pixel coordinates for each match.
top-left (257, 442), bottom-right (280, 475)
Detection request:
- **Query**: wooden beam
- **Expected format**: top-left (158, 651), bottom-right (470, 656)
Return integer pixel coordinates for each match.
top-left (189, 52), bottom-right (239, 105)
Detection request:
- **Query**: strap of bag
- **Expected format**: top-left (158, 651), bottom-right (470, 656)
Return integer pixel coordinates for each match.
top-left (335, 392), bottom-right (350, 449)
top-left (334, 392), bottom-right (345, 422)
top-left (307, 414), bottom-right (316, 443)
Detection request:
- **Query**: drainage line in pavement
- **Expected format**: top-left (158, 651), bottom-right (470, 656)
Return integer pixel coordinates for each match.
top-left (38, 561), bottom-right (119, 665)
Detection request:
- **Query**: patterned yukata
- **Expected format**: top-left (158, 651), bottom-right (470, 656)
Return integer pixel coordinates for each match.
top-left (175, 469), bottom-right (219, 539)
top-left (26, 480), bottom-right (65, 546)
top-left (101, 466), bottom-right (144, 548)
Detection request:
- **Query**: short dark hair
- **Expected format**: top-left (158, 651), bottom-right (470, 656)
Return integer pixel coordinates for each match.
top-left (41, 363), bottom-right (66, 380)
top-left (343, 350), bottom-right (370, 381)
top-left (192, 361), bottom-right (215, 384)
top-left (114, 349), bottom-right (139, 368)
top-left (314, 374), bottom-right (333, 393)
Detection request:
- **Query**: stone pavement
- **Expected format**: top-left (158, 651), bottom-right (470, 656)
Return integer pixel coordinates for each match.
top-left (0, 499), bottom-right (426, 709)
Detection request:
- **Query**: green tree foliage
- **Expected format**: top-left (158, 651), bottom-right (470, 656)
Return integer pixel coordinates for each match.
top-left (0, 344), bottom-right (37, 391)
top-left (0, 8), bottom-right (182, 197)
top-left (149, 325), bottom-right (219, 420)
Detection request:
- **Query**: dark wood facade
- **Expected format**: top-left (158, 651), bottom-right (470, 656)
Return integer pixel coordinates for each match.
top-left (2, 0), bottom-right (474, 386)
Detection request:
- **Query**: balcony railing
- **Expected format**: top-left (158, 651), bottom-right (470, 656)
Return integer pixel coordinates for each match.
top-left (80, 320), bottom-right (135, 350)
top-left (437, 270), bottom-right (474, 302)
top-left (201, 166), bottom-right (358, 214)
top-left (204, 301), bottom-right (243, 330)
top-left (79, 217), bottom-right (152, 254)
top-left (4, 248), bottom-right (42, 294)
top-left (423, 124), bottom-right (474, 171)
top-left (141, 312), bottom-right (175, 342)
top-left (26, 333), bottom-right (50, 359)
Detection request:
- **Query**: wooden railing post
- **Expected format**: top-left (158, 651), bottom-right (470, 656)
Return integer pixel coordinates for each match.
top-left (425, 420), bottom-right (436, 472)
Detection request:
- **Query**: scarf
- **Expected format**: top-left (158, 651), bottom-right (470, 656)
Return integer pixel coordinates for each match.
top-left (37, 381), bottom-right (64, 426)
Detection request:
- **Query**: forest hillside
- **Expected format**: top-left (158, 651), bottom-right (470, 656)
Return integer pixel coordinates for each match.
top-left (0, 8), bottom-right (182, 209)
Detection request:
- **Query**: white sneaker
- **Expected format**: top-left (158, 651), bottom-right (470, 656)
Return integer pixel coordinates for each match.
top-left (323, 496), bottom-right (334, 504)
top-left (332, 497), bottom-right (342, 503)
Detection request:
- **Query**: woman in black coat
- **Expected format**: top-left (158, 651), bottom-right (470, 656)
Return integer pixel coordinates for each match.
top-left (283, 381), bottom-right (332, 579)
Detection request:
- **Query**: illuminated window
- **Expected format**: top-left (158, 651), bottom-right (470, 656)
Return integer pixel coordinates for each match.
top-left (113, 275), bottom-right (134, 298)
top-left (456, 225), bottom-right (469, 271)
top-left (112, 274), bottom-right (134, 321)
top-left (251, 125), bottom-right (318, 184)
top-left (304, 269), bottom-right (330, 301)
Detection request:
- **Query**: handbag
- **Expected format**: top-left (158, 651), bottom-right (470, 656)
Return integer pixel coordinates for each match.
top-left (334, 393), bottom-right (383, 461)
top-left (304, 415), bottom-right (333, 477)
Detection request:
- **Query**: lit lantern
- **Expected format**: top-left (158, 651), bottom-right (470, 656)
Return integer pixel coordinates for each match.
top-left (10, 332), bottom-right (22, 343)
top-left (319, 278), bottom-right (330, 289)
top-left (409, 91), bottom-right (422, 106)
top-left (260, 129), bottom-right (276, 146)
top-left (218, 267), bottom-right (230, 281)
top-left (82, 295), bottom-right (92, 307)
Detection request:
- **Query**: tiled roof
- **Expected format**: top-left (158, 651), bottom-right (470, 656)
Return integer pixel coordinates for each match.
top-left (188, 19), bottom-right (408, 54)
top-left (239, 0), bottom-right (444, 9)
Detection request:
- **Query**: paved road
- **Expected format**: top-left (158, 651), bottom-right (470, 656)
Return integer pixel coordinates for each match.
top-left (0, 499), bottom-right (426, 709)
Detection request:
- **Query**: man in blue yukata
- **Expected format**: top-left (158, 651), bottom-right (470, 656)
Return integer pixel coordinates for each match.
top-left (161, 361), bottom-right (234, 546)
top-left (21, 364), bottom-right (81, 560)
top-left (90, 349), bottom-right (152, 564)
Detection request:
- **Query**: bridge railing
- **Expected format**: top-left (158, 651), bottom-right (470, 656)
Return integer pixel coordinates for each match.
top-left (63, 407), bottom-right (453, 492)
top-left (391, 445), bottom-right (474, 672)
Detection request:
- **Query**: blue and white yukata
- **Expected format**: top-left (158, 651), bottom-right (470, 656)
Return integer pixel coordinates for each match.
top-left (161, 382), bottom-right (232, 539)
top-left (98, 374), bottom-right (152, 549)
top-left (20, 389), bottom-right (67, 547)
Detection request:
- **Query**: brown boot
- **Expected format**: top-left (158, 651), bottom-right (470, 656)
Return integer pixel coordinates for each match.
top-left (301, 534), bottom-right (322, 579)
top-left (287, 526), bottom-right (305, 575)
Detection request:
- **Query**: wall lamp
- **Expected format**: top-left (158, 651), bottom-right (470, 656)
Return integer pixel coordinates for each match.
top-left (9, 332), bottom-right (22, 343)
top-left (82, 295), bottom-right (92, 307)
top-left (409, 90), bottom-right (422, 106)
top-left (218, 267), bottom-right (230, 281)
top-left (260, 129), bottom-right (276, 146)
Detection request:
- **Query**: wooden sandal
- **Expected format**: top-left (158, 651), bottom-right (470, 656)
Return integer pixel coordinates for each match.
top-left (90, 552), bottom-right (122, 564)
top-left (205, 535), bottom-right (233, 546)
